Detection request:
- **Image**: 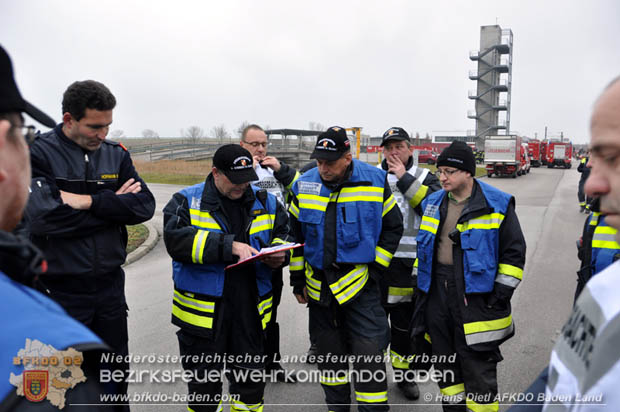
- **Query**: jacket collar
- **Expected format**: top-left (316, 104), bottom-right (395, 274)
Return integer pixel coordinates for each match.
top-left (458, 179), bottom-right (490, 221)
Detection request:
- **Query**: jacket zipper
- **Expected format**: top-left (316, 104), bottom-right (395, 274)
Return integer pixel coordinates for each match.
top-left (85, 153), bottom-right (99, 276)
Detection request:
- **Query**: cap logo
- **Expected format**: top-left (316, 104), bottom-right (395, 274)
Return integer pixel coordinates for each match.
top-left (232, 156), bottom-right (253, 169)
top-left (317, 138), bottom-right (337, 151)
top-left (446, 157), bottom-right (464, 164)
top-left (332, 127), bottom-right (341, 132)
top-left (388, 129), bottom-right (395, 135)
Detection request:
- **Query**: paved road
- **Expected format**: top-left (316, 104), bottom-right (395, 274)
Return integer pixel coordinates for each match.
top-left (124, 163), bottom-right (583, 410)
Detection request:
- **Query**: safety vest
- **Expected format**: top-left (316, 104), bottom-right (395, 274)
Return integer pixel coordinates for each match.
top-left (543, 261), bottom-right (620, 411)
top-left (290, 159), bottom-right (395, 305)
top-left (171, 183), bottom-right (278, 335)
top-left (253, 165), bottom-right (286, 206)
top-left (416, 180), bottom-right (515, 294)
top-left (589, 213), bottom-right (620, 276)
top-left (0, 272), bottom-right (102, 402)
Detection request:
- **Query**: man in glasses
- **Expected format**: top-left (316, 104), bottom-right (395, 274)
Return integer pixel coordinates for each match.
top-left (378, 127), bottom-right (441, 400)
top-left (411, 141), bottom-right (526, 412)
top-left (239, 124), bottom-right (300, 381)
top-left (24, 80), bottom-right (156, 410)
top-left (0, 45), bottom-right (109, 410)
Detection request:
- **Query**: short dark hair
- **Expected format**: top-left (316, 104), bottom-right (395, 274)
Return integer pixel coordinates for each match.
top-left (241, 124), bottom-right (265, 140)
top-left (62, 80), bottom-right (116, 121)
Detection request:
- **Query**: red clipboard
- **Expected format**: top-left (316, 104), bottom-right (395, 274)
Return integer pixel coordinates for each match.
top-left (225, 243), bottom-right (304, 270)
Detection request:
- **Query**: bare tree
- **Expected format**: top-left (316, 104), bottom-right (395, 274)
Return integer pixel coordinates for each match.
top-left (182, 126), bottom-right (205, 143)
top-left (210, 124), bottom-right (231, 144)
top-left (110, 129), bottom-right (125, 139)
top-left (142, 129), bottom-right (160, 139)
top-left (308, 121), bottom-right (326, 131)
top-left (236, 121), bottom-right (250, 138)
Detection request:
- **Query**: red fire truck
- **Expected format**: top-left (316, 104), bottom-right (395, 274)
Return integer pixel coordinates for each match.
top-left (528, 139), bottom-right (542, 167)
top-left (546, 140), bottom-right (573, 169)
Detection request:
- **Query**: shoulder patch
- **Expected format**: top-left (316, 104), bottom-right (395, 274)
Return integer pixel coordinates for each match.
top-left (298, 181), bottom-right (322, 196)
top-left (190, 197), bottom-right (201, 210)
top-left (423, 204), bottom-right (439, 217)
top-left (119, 142), bottom-right (128, 151)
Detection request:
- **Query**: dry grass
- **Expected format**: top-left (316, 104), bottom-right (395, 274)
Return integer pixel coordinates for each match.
top-left (134, 159), bottom-right (212, 185)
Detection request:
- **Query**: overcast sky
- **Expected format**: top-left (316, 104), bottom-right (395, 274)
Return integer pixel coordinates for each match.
top-left (2, 0), bottom-right (619, 143)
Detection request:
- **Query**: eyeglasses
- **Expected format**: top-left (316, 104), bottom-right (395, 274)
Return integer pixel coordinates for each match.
top-left (435, 168), bottom-right (460, 178)
top-left (19, 125), bottom-right (37, 145)
top-left (242, 141), bottom-right (268, 148)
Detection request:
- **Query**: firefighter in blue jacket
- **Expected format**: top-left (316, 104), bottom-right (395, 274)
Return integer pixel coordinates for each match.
top-left (0, 45), bottom-right (108, 411)
top-left (289, 126), bottom-right (404, 411)
top-left (163, 144), bottom-right (292, 412)
top-left (575, 198), bottom-right (620, 301)
top-left (411, 141), bottom-right (526, 412)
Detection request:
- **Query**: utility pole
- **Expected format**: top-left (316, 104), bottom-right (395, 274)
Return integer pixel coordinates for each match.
top-left (544, 126), bottom-right (547, 141)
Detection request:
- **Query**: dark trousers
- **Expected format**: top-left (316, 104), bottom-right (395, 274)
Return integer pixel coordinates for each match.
top-left (425, 265), bottom-right (501, 412)
top-left (310, 281), bottom-right (390, 412)
top-left (265, 267), bottom-right (283, 365)
top-left (43, 268), bottom-right (130, 412)
top-left (384, 302), bottom-right (414, 374)
top-left (177, 269), bottom-right (266, 412)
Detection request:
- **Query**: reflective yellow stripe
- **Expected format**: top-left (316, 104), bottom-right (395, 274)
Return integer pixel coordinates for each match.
top-left (298, 194), bottom-right (329, 211)
top-left (408, 184), bottom-right (429, 209)
top-left (289, 202), bottom-right (299, 218)
top-left (464, 315), bottom-right (512, 335)
top-left (173, 290), bottom-right (215, 313)
top-left (231, 398), bottom-right (264, 412)
top-left (290, 255), bottom-right (304, 271)
top-left (329, 265), bottom-right (369, 305)
top-left (172, 305), bottom-right (213, 329)
top-left (424, 333), bottom-right (432, 343)
top-left (191, 230), bottom-right (208, 264)
top-left (420, 216), bottom-right (439, 234)
top-left (285, 171), bottom-right (300, 190)
top-left (189, 209), bottom-right (221, 230)
top-left (374, 246), bottom-right (393, 268)
top-left (355, 391), bottom-right (388, 403)
top-left (590, 212), bottom-right (600, 226)
top-left (592, 225), bottom-right (620, 249)
top-left (258, 296), bottom-right (273, 315)
top-left (440, 383), bottom-right (465, 396)
top-left (320, 373), bottom-right (349, 386)
top-left (382, 194), bottom-right (397, 217)
top-left (466, 397), bottom-right (499, 412)
top-left (249, 214), bottom-right (274, 235)
top-left (456, 213), bottom-right (505, 232)
top-left (339, 186), bottom-right (383, 203)
top-left (271, 237), bottom-right (286, 245)
top-left (498, 263), bottom-right (523, 280)
top-left (390, 349), bottom-right (410, 369)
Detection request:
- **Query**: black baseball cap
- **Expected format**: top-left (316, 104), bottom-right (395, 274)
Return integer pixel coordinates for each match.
top-left (310, 126), bottom-right (351, 161)
top-left (0, 46), bottom-right (56, 128)
top-left (213, 144), bottom-right (258, 184)
top-left (380, 127), bottom-right (410, 147)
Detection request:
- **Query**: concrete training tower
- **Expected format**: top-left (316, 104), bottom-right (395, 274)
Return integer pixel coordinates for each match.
top-left (468, 25), bottom-right (513, 148)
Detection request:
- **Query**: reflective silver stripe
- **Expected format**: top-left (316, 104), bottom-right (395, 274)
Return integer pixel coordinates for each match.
top-left (465, 322), bottom-right (514, 346)
top-left (467, 216), bottom-right (503, 226)
top-left (290, 259), bottom-right (304, 270)
top-left (355, 391), bottom-right (388, 403)
top-left (403, 179), bottom-right (423, 200)
top-left (306, 274), bottom-right (321, 290)
top-left (592, 233), bottom-right (618, 242)
top-left (338, 190), bottom-right (383, 200)
top-left (298, 196), bottom-right (329, 208)
top-left (189, 210), bottom-right (219, 227)
top-left (421, 218), bottom-right (439, 231)
top-left (394, 251), bottom-right (416, 258)
top-left (330, 266), bottom-right (367, 294)
top-left (192, 230), bottom-right (208, 263)
top-left (335, 270), bottom-right (369, 304)
top-left (495, 274), bottom-right (521, 288)
top-left (174, 293), bottom-right (215, 312)
top-left (387, 294), bottom-right (413, 304)
top-left (394, 236), bottom-right (417, 258)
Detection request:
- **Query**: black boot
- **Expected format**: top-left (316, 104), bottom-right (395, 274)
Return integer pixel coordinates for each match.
top-left (397, 380), bottom-right (420, 400)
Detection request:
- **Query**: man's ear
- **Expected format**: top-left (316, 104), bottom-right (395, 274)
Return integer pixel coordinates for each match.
top-left (62, 112), bottom-right (73, 128)
top-left (0, 121), bottom-right (8, 183)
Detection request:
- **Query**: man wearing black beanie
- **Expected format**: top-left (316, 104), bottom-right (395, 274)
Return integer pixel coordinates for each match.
top-left (410, 140), bottom-right (526, 411)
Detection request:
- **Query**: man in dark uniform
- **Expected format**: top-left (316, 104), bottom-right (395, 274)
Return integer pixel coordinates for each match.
top-left (289, 126), bottom-right (404, 411)
top-left (24, 80), bottom-right (156, 410)
top-left (378, 127), bottom-right (441, 400)
top-left (163, 144), bottom-right (291, 412)
top-left (412, 141), bottom-right (526, 412)
top-left (577, 151), bottom-right (591, 212)
top-left (0, 45), bottom-right (108, 411)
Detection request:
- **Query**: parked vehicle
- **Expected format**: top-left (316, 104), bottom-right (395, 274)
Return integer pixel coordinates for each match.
top-left (416, 149), bottom-right (438, 165)
top-left (528, 139), bottom-right (542, 167)
top-left (520, 143), bottom-right (531, 175)
top-left (484, 135), bottom-right (523, 178)
top-left (546, 140), bottom-right (573, 169)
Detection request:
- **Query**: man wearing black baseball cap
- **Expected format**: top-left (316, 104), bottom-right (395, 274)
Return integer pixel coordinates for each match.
top-left (378, 127), bottom-right (441, 400)
top-left (411, 140), bottom-right (526, 411)
top-left (163, 143), bottom-right (292, 412)
top-left (0, 45), bottom-right (108, 410)
top-left (289, 126), bottom-right (404, 411)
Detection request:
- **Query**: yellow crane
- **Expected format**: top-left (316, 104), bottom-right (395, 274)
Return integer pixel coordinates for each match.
top-left (346, 127), bottom-right (363, 159)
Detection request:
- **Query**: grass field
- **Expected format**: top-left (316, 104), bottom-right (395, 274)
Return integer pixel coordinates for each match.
top-left (134, 159), bottom-right (211, 185)
top-left (126, 224), bottom-right (148, 254)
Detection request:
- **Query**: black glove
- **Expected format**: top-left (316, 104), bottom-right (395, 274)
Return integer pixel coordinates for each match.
top-left (486, 283), bottom-right (513, 309)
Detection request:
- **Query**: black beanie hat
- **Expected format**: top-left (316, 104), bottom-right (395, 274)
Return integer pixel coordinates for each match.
top-left (437, 141), bottom-right (476, 176)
